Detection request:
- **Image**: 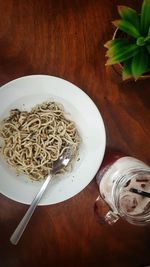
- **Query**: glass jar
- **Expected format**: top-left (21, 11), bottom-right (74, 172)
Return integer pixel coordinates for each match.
top-left (95, 151), bottom-right (150, 226)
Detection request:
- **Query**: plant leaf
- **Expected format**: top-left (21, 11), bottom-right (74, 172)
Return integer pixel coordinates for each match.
top-left (112, 20), bottom-right (141, 38)
top-left (122, 59), bottom-right (133, 80)
top-left (118, 5), bottom-right (140, 31)
top-left (131, 47), bottom-right (149, 80)
top-left (146, 44), bottom-right (150, 53)
top-left (148, 26), bottom-right (150, 37)
top-left (104, 39), bottom-right (126, 48)
top-left (141, 0), bottom-right (150, 36)
top-left (105, 39), bottom-right (132, 57)
top-left (106, 44), bottom-right (139, 65)
top-left (144, 35), bottom-right (150, 42)
top-left (147, 57), bottom-right (150, 71)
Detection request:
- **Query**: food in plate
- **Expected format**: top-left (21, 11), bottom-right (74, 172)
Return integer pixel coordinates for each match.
top-left (0, 101), bottom-right (80, 181)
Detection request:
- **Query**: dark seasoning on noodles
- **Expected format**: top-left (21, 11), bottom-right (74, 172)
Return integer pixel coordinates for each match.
top-left (0, 101), bottom-right (80, 181)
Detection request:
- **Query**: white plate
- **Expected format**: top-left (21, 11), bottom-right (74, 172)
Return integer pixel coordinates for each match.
top-left (0, 75), bottom-right (106, 205)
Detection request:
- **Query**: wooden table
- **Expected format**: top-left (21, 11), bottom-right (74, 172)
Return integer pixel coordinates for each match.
top-left (0, 1), bottom-right (150, 266)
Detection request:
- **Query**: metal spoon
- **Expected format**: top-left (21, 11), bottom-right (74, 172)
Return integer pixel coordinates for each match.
top-left (10, 147), bottom-right (72, 245)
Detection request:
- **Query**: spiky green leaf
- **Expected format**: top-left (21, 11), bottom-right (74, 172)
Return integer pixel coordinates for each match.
top-left (122, 59), bottom-right (133, 80)
top-left (141, 0), bottom-right (150, 36)
top-left (118, 5), bottom-right (140, 30)
top-left (105, 39), bottom-right (132, 57)
top-left (131, 47), bottom-right (149, 80)
top-left (104, 38), bottom-right (126, 49)
top-left (106, 44), bottom-right (139, 65)
top-left (112, 20), bottom-right (141, 38)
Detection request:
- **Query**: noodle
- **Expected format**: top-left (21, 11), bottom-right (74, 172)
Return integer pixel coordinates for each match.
top-left (0, 101), bottom-right (80, 180)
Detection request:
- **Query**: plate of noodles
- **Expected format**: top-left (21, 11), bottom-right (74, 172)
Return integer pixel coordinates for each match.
top-left (0, 75), bottom-right (106, 205)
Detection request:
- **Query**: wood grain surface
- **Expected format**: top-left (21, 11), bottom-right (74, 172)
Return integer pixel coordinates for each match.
top-left (0, 1), bottom-right (150, 267)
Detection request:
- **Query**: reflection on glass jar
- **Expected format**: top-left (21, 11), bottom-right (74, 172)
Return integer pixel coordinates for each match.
top-left (95, 152), bottom-right (150, 226)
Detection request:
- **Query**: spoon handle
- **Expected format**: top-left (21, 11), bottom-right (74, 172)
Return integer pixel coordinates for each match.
top-left (129, 188), bottom-right (150, 198)
top-left (10, 175), bottom-right (52, 245)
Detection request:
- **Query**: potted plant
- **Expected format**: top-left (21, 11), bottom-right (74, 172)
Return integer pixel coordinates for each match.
top-left (104, 0), bottom-right (150, 81)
